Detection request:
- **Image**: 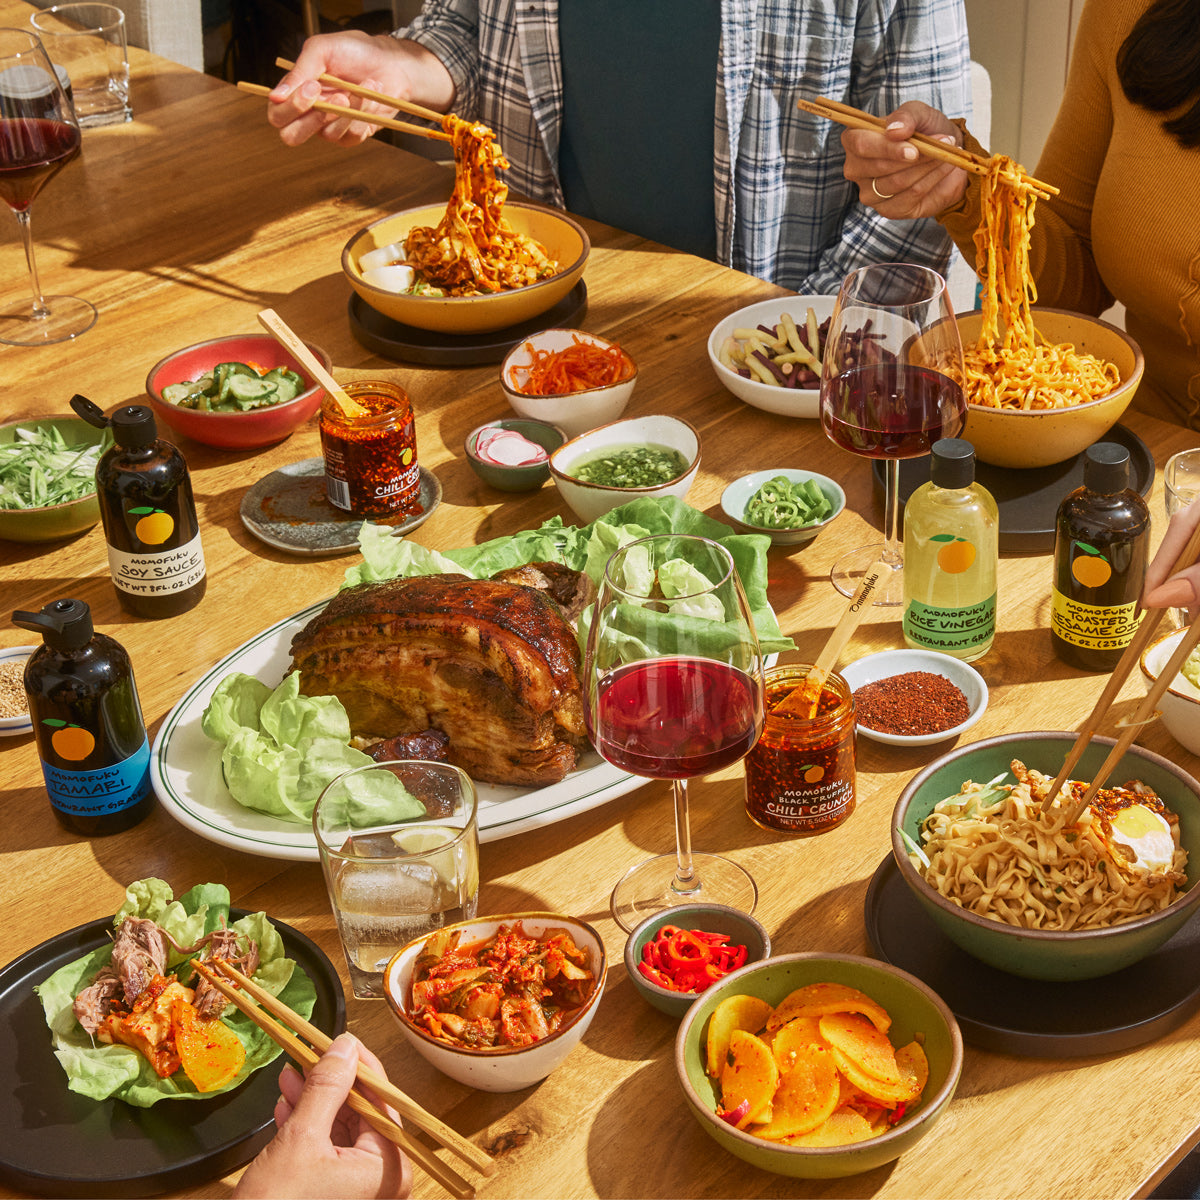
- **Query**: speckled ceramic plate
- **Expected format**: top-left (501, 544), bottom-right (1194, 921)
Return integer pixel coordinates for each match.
top-left (239, 457), bottom-right (442, 556)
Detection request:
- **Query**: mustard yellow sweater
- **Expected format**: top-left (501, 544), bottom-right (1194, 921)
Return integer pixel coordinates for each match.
top-left (941, 0), bottom-right (1200, 429)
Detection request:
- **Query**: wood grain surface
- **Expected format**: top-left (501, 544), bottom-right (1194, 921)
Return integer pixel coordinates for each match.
top-left (3, 10), bottom-right (1200, 1198)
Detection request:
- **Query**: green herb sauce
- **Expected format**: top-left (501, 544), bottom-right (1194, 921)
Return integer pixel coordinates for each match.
top-left (571, 444), bottom-right (689, 488)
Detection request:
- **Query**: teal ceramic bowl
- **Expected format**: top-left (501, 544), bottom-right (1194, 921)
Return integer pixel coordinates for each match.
top-left (625, 904), bottom-right (771, 1019)
top-left (465, 418), bottom-right (566, 492)
top-left (676, 953), bottom-right (962, 1179)
top-left (892, 731), bottom-right (1200, 981)
top-left (0, 417), bottom-right (105, 543)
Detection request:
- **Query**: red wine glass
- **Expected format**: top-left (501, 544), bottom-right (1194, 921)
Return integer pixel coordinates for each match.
top-left (584, 534), bottom-right (765, 931)
top-left (0, 28), bottom-right (96, 345)
top-left (819, 263), bottom-right (966, 605)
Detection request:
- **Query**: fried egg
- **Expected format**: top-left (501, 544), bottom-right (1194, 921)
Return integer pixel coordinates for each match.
top-left (1095, 802), bottom-right (1176, 873)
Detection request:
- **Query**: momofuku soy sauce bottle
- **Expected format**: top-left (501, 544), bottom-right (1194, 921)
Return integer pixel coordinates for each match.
top-left (13, 599), bottom-right (154, 836)
top-left (1050, 442), bottom-right (1150, 672)
top-left (70, 395), bottom-right (206, 619)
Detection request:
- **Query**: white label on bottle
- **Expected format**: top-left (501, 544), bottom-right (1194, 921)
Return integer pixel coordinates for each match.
top-left (107, 531), bottom-right (206, 597)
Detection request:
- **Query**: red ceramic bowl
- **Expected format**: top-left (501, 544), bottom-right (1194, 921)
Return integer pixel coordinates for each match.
top-left (145, 333), bottom-right (332, 449)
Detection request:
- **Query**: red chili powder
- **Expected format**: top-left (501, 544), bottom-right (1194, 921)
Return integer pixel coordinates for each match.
top-left (852, 671), bottom-right (969, 736)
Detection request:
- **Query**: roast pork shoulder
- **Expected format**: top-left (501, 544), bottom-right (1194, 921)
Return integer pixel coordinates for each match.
top-left (289, 573), bottom-right (587, 787)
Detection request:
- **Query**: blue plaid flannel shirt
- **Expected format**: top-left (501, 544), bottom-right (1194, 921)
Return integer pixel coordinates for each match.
top-left (399, 0), bottom-right (971, 293)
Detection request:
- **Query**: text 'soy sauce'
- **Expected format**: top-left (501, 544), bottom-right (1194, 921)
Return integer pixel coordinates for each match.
top-left (319, 380), bottom-right (420, 517)
top-left (744, 665), bottom-right (856, 835)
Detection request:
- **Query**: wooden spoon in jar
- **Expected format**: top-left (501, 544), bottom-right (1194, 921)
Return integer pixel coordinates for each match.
top-left (773, 555), bottom-right (895, 720)
top-left (256, 308), bottom-right (368, 419)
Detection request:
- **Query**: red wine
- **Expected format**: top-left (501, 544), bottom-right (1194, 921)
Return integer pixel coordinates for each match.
top-left (822, 364), bottom-right (966, 459)
top-left (0, 117), bottom-right (79, 212)
top-left (590, 657), bottom-right (761, 779)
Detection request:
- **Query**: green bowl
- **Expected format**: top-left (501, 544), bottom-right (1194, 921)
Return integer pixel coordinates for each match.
top-left (675, 953), bottom-right (962, 1179)
top-left (892, 731), bottom-right (1200, 981)
top-left (465, 418), bottom-right (566, 492)
top-left (0, 417), bottom-right (105, 543)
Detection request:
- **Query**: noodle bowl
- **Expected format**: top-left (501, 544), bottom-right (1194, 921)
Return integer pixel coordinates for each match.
top-left (891, 731), bottom-right (1200, 981)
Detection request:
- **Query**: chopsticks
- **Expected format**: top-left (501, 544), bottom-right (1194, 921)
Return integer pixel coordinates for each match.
top-left (193, 960), bottom-right (494, 1198)
top-left (236, 79), bottom-right (451, 142)
top-left (797, 95), bottom-right (1058, 199)
top-left (274, 57), bottom-right (447, 127)
top-left (1043, 517), bottom-right (1200, 825)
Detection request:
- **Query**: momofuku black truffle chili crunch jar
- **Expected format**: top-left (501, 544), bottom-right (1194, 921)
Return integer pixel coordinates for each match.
top-left (744, 664), bottom-right (857, 835)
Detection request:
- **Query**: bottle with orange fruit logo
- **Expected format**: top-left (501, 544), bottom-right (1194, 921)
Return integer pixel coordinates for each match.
top-left (12, 598), bottom-right (153, 836)
top-left (1051, 443), bottom-right (1149, 671)
top-left (902, 439), bottom-right (998, 662)
top-left (70, 396), bottom-right (207, 620)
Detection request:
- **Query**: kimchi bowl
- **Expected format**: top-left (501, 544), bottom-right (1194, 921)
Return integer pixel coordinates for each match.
top-left (892, 731), bottom-right (1200, 981)
top-left (342, 203), bottom-right (590, 335)
top-left (383, 912), bottom-right (607, 1092)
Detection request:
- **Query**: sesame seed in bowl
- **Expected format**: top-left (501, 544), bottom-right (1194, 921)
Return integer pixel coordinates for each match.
top-left (0, 646), bottom-right (34, 736)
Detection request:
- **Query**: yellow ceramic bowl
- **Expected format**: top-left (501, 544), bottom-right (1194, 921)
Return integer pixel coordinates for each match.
top-left (955, 308), bottom-right (1143, 469)
top-left (342, 202), bottom-right (589, 334)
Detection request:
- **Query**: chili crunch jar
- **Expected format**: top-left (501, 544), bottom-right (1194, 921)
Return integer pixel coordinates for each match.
top-left (744, 665), bottom-right (856, 835)
top-left (319, 380), bottom-right (419, 517)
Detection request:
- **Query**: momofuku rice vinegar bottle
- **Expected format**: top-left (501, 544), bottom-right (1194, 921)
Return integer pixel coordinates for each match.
top-left (1050, 442), bottom-right (1150, 671)
top-left (13, 598), bottom-right (154, 836)
top-left (70, 394), bottom-right (206, 619)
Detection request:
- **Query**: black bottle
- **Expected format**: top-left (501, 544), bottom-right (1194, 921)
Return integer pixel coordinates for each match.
top-left (71, 394), bottom-right (206, 619)
top-left (1050, 442), bottom-right (1151, 671)
top-left (13, 599), bottom-right (154, 836)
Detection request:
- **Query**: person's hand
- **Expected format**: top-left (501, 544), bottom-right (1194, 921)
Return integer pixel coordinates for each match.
top-left (840, 101), bottom-right (970, 219)
top-left (1143, 498), bottom-right (1200, 613)
top-left (267, 31), bottom-right (451, 148)
top-left (234, 1032), bottom-right (412, 1200)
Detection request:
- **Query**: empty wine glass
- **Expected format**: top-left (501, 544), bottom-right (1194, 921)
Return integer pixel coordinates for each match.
top-left (584, 534), bottom-right (765, 931)
top-left (819, 263), bottom-right (966, 605)
top-left (0, 27), bottom-right (96, 345)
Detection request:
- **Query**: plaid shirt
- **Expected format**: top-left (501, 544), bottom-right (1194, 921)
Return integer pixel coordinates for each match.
top-left (400, 0), bottom-right (971, 293)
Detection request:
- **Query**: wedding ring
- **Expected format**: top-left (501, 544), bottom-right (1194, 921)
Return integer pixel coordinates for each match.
top-left (870, 177), bottom-right (896, 200)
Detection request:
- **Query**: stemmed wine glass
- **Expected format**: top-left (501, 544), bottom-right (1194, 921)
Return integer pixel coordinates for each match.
top-left (0, 28), bottom-right (96, 346)
top-left (819, 263), bottom-right (966, 606)
top-left (584, 534), bottom-right (765, 932)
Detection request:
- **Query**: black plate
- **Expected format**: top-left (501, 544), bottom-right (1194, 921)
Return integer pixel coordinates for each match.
top-left (871, 422), bottom-right (1155, 554)
top-left (0, 910), bottom-right (345, 1197)
top-left (347, 280), bottom-right (589, 366)
top-left (240, 458), bottom-right (442, 557)
top-left (864, 855), bottom-right (1200, 1057)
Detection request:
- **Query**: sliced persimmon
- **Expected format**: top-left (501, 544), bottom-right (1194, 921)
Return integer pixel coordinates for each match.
top-left (771, 1015), bottom-right (824, 1073)
top-left (172, 999), bottom-right (246, 1093)
top-left (819, 1012), bottom-right (904, 1086)
top-left (828, 1044), bottom-right (919, 1106)
top-left (783, 1107), bottom-right (879, 1147)
top-left (895, 1041), bottom-right (929, 1105)
top-left (705, 994), bottom-right (772, 1078)
top-left (767, 982), bottom-right (891, 1034)
top-left (720, 1029), bottom-right (779, 1127)
top-left (754, 1044), bottom-right (840, 1140)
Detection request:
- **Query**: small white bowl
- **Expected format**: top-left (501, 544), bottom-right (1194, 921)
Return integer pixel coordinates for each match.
top-left (383, 912), bottom-right (607, 1093)
top-left (501, 328), bottom-right (637, 438)
top-left (707, 296), bottom-right (836, 420)
top-left (549, 414), bottom-right (700, 524)
top-left (0, 645), bottom-right (34, 737)
top-left (839, 649), bottom-right (988, 747)
top-left (719, 469), bottom-right (845, 548)
top-left (1140, 628), bottom-right (1200, 756)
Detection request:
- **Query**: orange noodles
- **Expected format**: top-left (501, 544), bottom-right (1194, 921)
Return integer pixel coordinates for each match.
top-left (512, 335), bottom-right (633, 395)
top-left (403, 115), bottom-right (558, 296)
top-left (957, 154), bottom-right (1120, 410)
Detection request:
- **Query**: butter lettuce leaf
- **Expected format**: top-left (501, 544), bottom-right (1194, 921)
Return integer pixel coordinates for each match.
top-left (33, 878), bottom-right (315, 1108)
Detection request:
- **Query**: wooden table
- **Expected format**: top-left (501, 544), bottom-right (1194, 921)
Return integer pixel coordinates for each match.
top-left (3, 13), bottom-right (1200, 1199)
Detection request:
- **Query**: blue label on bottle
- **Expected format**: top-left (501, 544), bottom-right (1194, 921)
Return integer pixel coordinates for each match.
top-left (40, 737), bottom-right (151, 816)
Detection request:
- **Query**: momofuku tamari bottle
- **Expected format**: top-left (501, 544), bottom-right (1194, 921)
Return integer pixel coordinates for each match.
top-left (13, 598), bottom-right (154, 836)
top-left (1051, 442), bottom-right (1150, 671)
top-left (902, 438), bottom-right (999, 662)
top-left (70, 394), bottom-right (206, 619)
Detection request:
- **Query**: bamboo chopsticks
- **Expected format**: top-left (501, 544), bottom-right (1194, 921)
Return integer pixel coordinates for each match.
top-left (1043, 517), bottom-right (1200, 826)
top-left (194, 960), bottom-right (493, 1198)
top-left (797, 95), bottom-right (1058, 199)
top-left (235, 79), bottom-right (451, 142)
top-left (274, 57), bottom-right (446, 127)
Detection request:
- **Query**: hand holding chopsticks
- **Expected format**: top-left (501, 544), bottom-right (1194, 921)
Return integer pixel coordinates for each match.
top-left (195, 960), bottom-right (493, 1198)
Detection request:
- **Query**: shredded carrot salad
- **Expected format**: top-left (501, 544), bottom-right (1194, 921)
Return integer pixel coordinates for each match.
top-left (511, 336), bottom-right (633, 395)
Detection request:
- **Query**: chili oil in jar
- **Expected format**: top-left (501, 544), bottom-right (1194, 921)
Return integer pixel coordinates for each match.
top-left (744, 665), bottom-right (856, 835)
top-left (319, 380), bottom-right (420, 517)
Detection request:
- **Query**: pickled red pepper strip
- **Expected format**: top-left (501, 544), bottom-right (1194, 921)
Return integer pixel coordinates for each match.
top-left (515, 336), bottom-right (631, 395)
top-left (637, 926), bottom-right (748, 993)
